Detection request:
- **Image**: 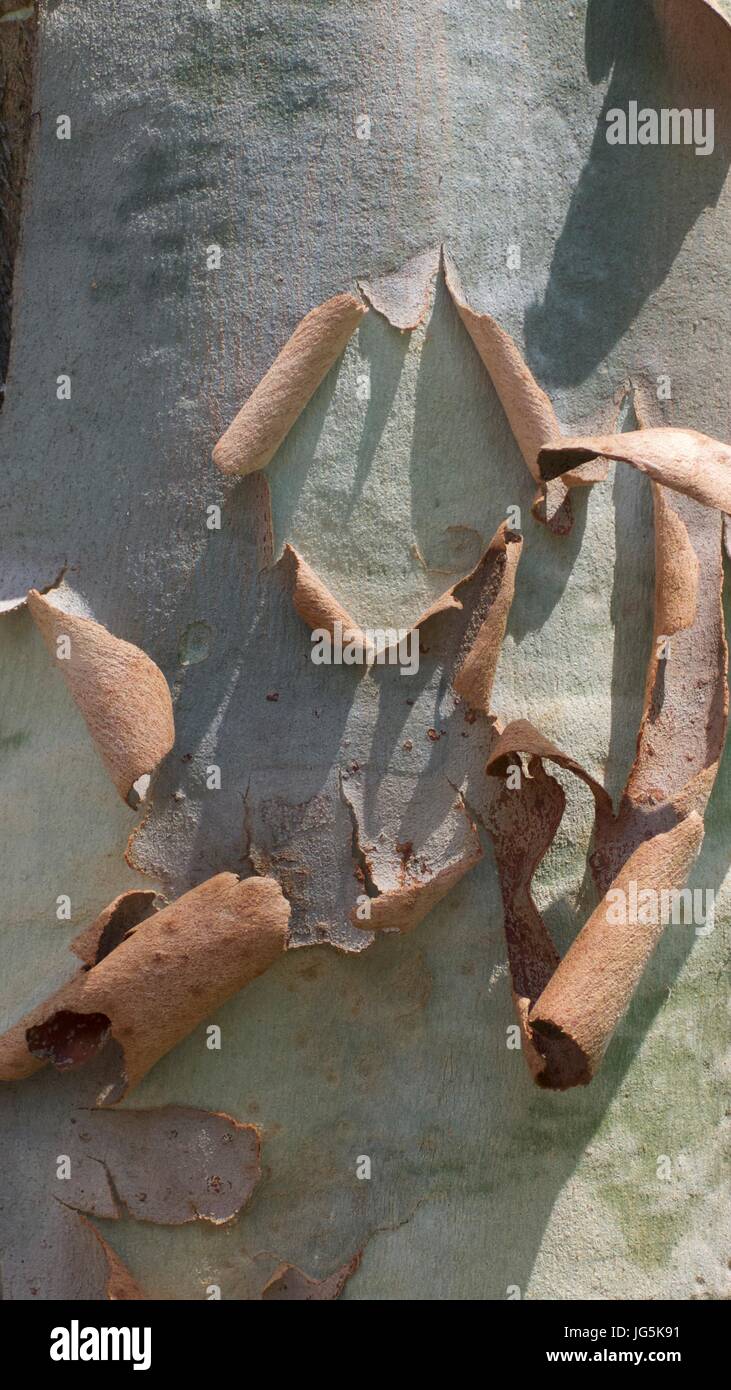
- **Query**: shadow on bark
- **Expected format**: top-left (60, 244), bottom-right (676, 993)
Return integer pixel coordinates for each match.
top-left (524, 0), bottom-right (731, 390)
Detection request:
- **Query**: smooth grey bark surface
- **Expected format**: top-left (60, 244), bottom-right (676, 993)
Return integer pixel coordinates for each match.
top-left (0, 0), bottom-right (729, 1299)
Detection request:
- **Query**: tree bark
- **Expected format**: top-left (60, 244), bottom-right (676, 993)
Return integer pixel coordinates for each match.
top-left (0, 0), bottom-right (729, 1301)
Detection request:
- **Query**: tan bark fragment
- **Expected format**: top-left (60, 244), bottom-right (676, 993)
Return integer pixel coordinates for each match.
top-left (0, 874), bottom-right (289, 1102)
top-left (529, 814), bottom-right (704, 1089)
top-left (284, 543), bottom-right (369, 655)
top-left (213, 293), bottom-right (366, 476)
top-left (539, 428), bottom-right (731, 515)
top-left (27, 589), bottom-right (175, 804)
top-left (452, 525), bottom-right (522, 715)
top-left (443, 249), bottom-right (607, 532)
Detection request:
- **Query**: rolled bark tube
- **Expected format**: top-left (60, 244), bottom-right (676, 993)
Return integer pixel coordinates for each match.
top-left (0, 873), bottom-right (290, 1103)
top-left (213, 293), bottom-right (366, 476)
top-left (528, 813), bottom-right (704, 1089)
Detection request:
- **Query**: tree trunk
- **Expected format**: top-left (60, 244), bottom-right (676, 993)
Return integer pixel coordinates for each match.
top-left (0, 0), bottom-right (729, 1301)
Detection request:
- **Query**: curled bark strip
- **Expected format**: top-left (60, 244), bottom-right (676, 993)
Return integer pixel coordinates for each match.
top-left (261, 1253), bottom-right (361, 1300)
top-left (653, 485), bottom-right (699, 636)
top-left (442, 249), bottom-right (608, 533)
top-left (344, 777), bottom-right (483, 935)
top-left (283, 543), bottom-right (369, 656)
top-left (64, 1105), bottom-right (261, 1226)
top-left (70, 889), bottom-right (159, 967)
top-left (452, 525), bottom-right (522, 715)
top-left (481, 757), bottom-right (564, 1081)
top-left (529, 814), bottom-right (705, 1089)
top-left (0, 874), bottom-right (290, 1102)
top-left (485, 472), bottom-right (727, 1087)
top-left (538, 429), bottom-right (731, 515)
top-left (285, 520), bottom-right (522, 679)
top-left (212, 293), bottom-right (366, 476)
top-left (358, 246), bottom-right (441, 330)
top-left (26, 589), bottom-right (175, 805)
top-left (487, 718), bottom-right (614, 825)
top-left (443, 250), bottom-right (558, 483)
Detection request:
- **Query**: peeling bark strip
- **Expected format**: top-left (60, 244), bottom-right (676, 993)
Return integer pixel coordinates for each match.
top-left (653, 485), bottom-right (699, 636)
top-left (286, 519), bottom-right (522, 676)
top-left (213, 293), bottom-right (366, 476)
top-left (261, 1253), bottom-right (361, 1300)
top-left (0, 874), bottom-right (289, 1102)
top-left (539, 429), bottom-right (731, 515)
top-left (485, 474), bottom-right (728, 1088)
top-left (452, 524), bottom-right (522, 715)
top-left (26, 589), bottom-right (175, 804)
top-left (442, 249), bottom-right (608, 535)
top-left (528, 815), bottom-right (705, 1088)
top-left (284, 543), bottom-right (368, 656)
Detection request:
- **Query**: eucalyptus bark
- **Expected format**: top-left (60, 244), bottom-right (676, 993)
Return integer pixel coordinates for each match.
top-left (0, 0), bottom-right (729, 1301)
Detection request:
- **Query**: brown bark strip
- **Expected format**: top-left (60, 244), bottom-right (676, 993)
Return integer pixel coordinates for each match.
top-left (484, 460), bottom-right (728, 1085)
top-left (528, 814), bottom-right (705, 1088)
top-left (285, 519), bottom-right (522, 681)
top-left (479, 756), bottom-right (564, 1082)
top-left (452, 525), bottom-right (522, 715)
top-left (539, 428), bottom-right (731, 515)
top-left (0, 873), bottom-right (290, 1102)
top-left (26, 589), bottom-right (175, 805)
top-left (283, 543), bottom-right (369, 656)
top-left (653, 485), bottom-right (699, 636)
top-left (213, 293), bottom-right (366, 476)
top-left (442, 249), bottom-right (608, 534)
